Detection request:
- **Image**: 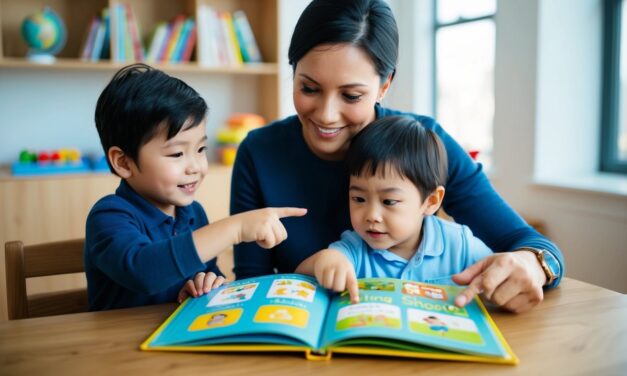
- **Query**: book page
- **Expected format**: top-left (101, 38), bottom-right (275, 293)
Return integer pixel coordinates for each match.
top-left (319, 278), bottom-right (509, 358)
top-left (147, 274), bottom-right (330, 349)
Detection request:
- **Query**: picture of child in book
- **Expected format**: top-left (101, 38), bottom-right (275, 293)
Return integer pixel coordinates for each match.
top-left (423, 315), bottom-right (449, 335)
top-left (295, 115), bottom-right (494, 304)
top-left (188, 308), bottom-right (243, 331)
top-left (85, 63), bottom-right (307, 311)
top-left (207, 313), bottom-right (228, 326)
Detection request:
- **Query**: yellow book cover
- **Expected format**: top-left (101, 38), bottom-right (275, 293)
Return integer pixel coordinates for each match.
top-left (141, 274), bottom-right (518, 365)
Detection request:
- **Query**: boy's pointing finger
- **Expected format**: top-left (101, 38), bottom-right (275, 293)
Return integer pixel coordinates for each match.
top-left (274, 207), bottom-right (308, 218)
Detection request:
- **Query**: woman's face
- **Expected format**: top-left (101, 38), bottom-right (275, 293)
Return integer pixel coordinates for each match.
top-left (293, 44), bottom-right (391, 161)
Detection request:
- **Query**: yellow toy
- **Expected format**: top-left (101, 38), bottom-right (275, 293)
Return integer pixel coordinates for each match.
top-left (216, 113), bottom-right (264, 165)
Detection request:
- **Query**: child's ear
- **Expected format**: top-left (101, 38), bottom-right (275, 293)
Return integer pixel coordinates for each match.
top-left (108, 146), bottom-right (133, 179)
top-left (423, 186), bottom-right (445, 215)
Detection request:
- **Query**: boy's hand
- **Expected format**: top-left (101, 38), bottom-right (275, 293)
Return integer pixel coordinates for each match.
top-left (177, 272), bottom-right (226, 303)
top-left (236, 207), bottom-right (307, 249)
top-left (314, 249), bottom-right (360, 304)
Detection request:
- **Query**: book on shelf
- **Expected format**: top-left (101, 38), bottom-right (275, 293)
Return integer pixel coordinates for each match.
top-left (145, 22), bottom-right (169, 63)
top-left (161, 15), bottom-right (186, 62)
top-left (125, 4), bottom-right (144, 62)
top-left (211, 9), bottom-right (230, 66)
top-left (172, 18), bottom-right (195, 62)
top-left (141, 274), bottom-right (518, 365)
top-left (100, 9), bottom-right (111, 60)
top-left (79, 16), bottom-right (99, 60)
top-left (196, 5), bottom-right (218, 66)
top-left (146, 15), bottom-right (198, 63)
top-left (197, 6), bottom-right (260, 67)
top-left (232, 10), bottom-right (262, 63)
top-left (114, 4), bottom-right (126, 62)
top-left (78, 8), bottom-right (110, 61)
top-left (219, 11), bottom-right (243, 65)
top-left (180, 23), bottom-right (197, 62)
top-left (111, 3), bottom-right (144, 62)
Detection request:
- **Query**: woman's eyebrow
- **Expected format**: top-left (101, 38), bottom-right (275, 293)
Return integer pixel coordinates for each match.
top-left (299, 73), bottom-right (367, 88)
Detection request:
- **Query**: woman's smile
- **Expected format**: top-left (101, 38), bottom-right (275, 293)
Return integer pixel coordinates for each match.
top-left (316, 124), bottom-right (346, 138)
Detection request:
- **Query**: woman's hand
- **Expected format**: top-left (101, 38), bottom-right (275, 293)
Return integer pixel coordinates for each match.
top-left (452, 250), bottom-right (547, 313)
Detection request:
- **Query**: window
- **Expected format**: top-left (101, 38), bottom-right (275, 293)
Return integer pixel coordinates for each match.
top-left (434, 0), bottom-right (496, 169)
top-left (601, 0), bottom-right (627, 174)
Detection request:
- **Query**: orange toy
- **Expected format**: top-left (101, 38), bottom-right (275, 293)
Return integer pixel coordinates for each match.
top-left (227, 113), bottom-right (265, 130)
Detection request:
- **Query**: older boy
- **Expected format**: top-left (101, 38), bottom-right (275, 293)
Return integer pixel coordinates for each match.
top-left (87, 64), bottom-right (306, 310)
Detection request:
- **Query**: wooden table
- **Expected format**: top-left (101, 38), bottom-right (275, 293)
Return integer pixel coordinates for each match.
top-left (1, 278), bottom-right (625, 375)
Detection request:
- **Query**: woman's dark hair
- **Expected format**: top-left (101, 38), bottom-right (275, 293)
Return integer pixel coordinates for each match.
top-left (288, 0), bottom-right (398, 82)
top-left (95, 63), bottom-right (208, 173)
top-left (346, 116), bottom-right (448, 200)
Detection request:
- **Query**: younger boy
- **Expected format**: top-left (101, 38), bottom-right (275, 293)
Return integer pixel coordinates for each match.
top-left (87, 64), bottom-right (306, 310)
top-left (295, 116), bottom-right (492, 303)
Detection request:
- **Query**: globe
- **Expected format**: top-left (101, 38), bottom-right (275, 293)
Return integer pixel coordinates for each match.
top-left (21, 7), bottom-right (67, 63)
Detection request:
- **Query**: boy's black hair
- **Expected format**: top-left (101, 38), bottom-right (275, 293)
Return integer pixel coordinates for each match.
top-left (345, 116), bottom-right (448, 201)
top-left (288, 0), bottom-right (398, 82)
top-left (95, 63), bottom-right (208, 174)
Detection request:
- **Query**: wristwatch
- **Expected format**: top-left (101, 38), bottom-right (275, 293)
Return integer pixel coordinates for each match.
top-left (523, 248), bottom-right (560, 287)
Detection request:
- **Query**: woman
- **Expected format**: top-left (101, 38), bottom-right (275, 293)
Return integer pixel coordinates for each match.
top-left (231, 0), bottom-right (563, 313)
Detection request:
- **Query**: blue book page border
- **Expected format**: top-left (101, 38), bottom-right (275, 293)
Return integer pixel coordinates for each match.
top-left (149, 274), bottom-right (330, 349)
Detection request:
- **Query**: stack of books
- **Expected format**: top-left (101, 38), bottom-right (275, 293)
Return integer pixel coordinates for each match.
top-left (79, 8), bottom-right (110, 61)
top-left (196, 6), bottom-right (262, 66)
top-left (78, 5), bottom-right (261, 66)
top-left (145, 15), bottom-right (197, 63)
top-left (112, 3), bottom-right (145, 62)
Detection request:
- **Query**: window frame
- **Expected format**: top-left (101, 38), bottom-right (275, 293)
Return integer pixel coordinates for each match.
top-left (432, 1), bottom-right (496, 116)
top-left (600, 0), bottom-right (626, 174)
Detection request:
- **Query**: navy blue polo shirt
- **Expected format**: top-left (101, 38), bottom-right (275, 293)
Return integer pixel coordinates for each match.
top-left (85, 179), bottom-right (222, 311)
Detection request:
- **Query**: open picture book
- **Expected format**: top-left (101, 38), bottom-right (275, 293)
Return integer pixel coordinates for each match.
top-left (141, 274), bottom-right (518, 364)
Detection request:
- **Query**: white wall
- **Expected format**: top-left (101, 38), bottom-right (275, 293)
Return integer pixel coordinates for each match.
top-left (491, 0), bottom-right (627, 293)
top-left (386, 0), bottom-right (434, 116)
top-left (277, 0), bottom-right (310, 118)
top-left (388, 0), bottom-right (627, 293)
top-left (0, 69), bottom-right (260, 164)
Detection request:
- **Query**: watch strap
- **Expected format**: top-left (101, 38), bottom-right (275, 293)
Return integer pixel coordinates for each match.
top-left (522, 247), bottom-right (560, 287)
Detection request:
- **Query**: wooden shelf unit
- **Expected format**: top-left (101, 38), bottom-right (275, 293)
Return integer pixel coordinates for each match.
top-left (0, 56), bottom-right (278, 74)
top-left (0, 0), bottom-right (280, 120)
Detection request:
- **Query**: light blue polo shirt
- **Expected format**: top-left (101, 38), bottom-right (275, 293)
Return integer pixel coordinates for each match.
top-left (329, 215), bottom-right (493, 285)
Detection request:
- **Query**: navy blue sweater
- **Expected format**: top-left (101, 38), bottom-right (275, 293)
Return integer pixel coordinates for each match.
top-left (230, 105), bottom-right (564, 287)
top-left (85, 180), bottom-right (222, 310)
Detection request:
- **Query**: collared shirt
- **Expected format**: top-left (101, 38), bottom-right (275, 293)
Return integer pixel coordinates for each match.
top-left (329, 216), bottom-right (493, 284)
top-left (85, 180), bottom-right (222, 311)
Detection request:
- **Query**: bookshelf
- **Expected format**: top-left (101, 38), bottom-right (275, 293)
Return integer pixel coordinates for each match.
top-left (0, 0), bottom-right (281, 121)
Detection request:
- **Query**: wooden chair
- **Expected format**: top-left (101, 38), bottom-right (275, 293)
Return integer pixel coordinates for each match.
top-left (5, 239), bottom-right (88, 320)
